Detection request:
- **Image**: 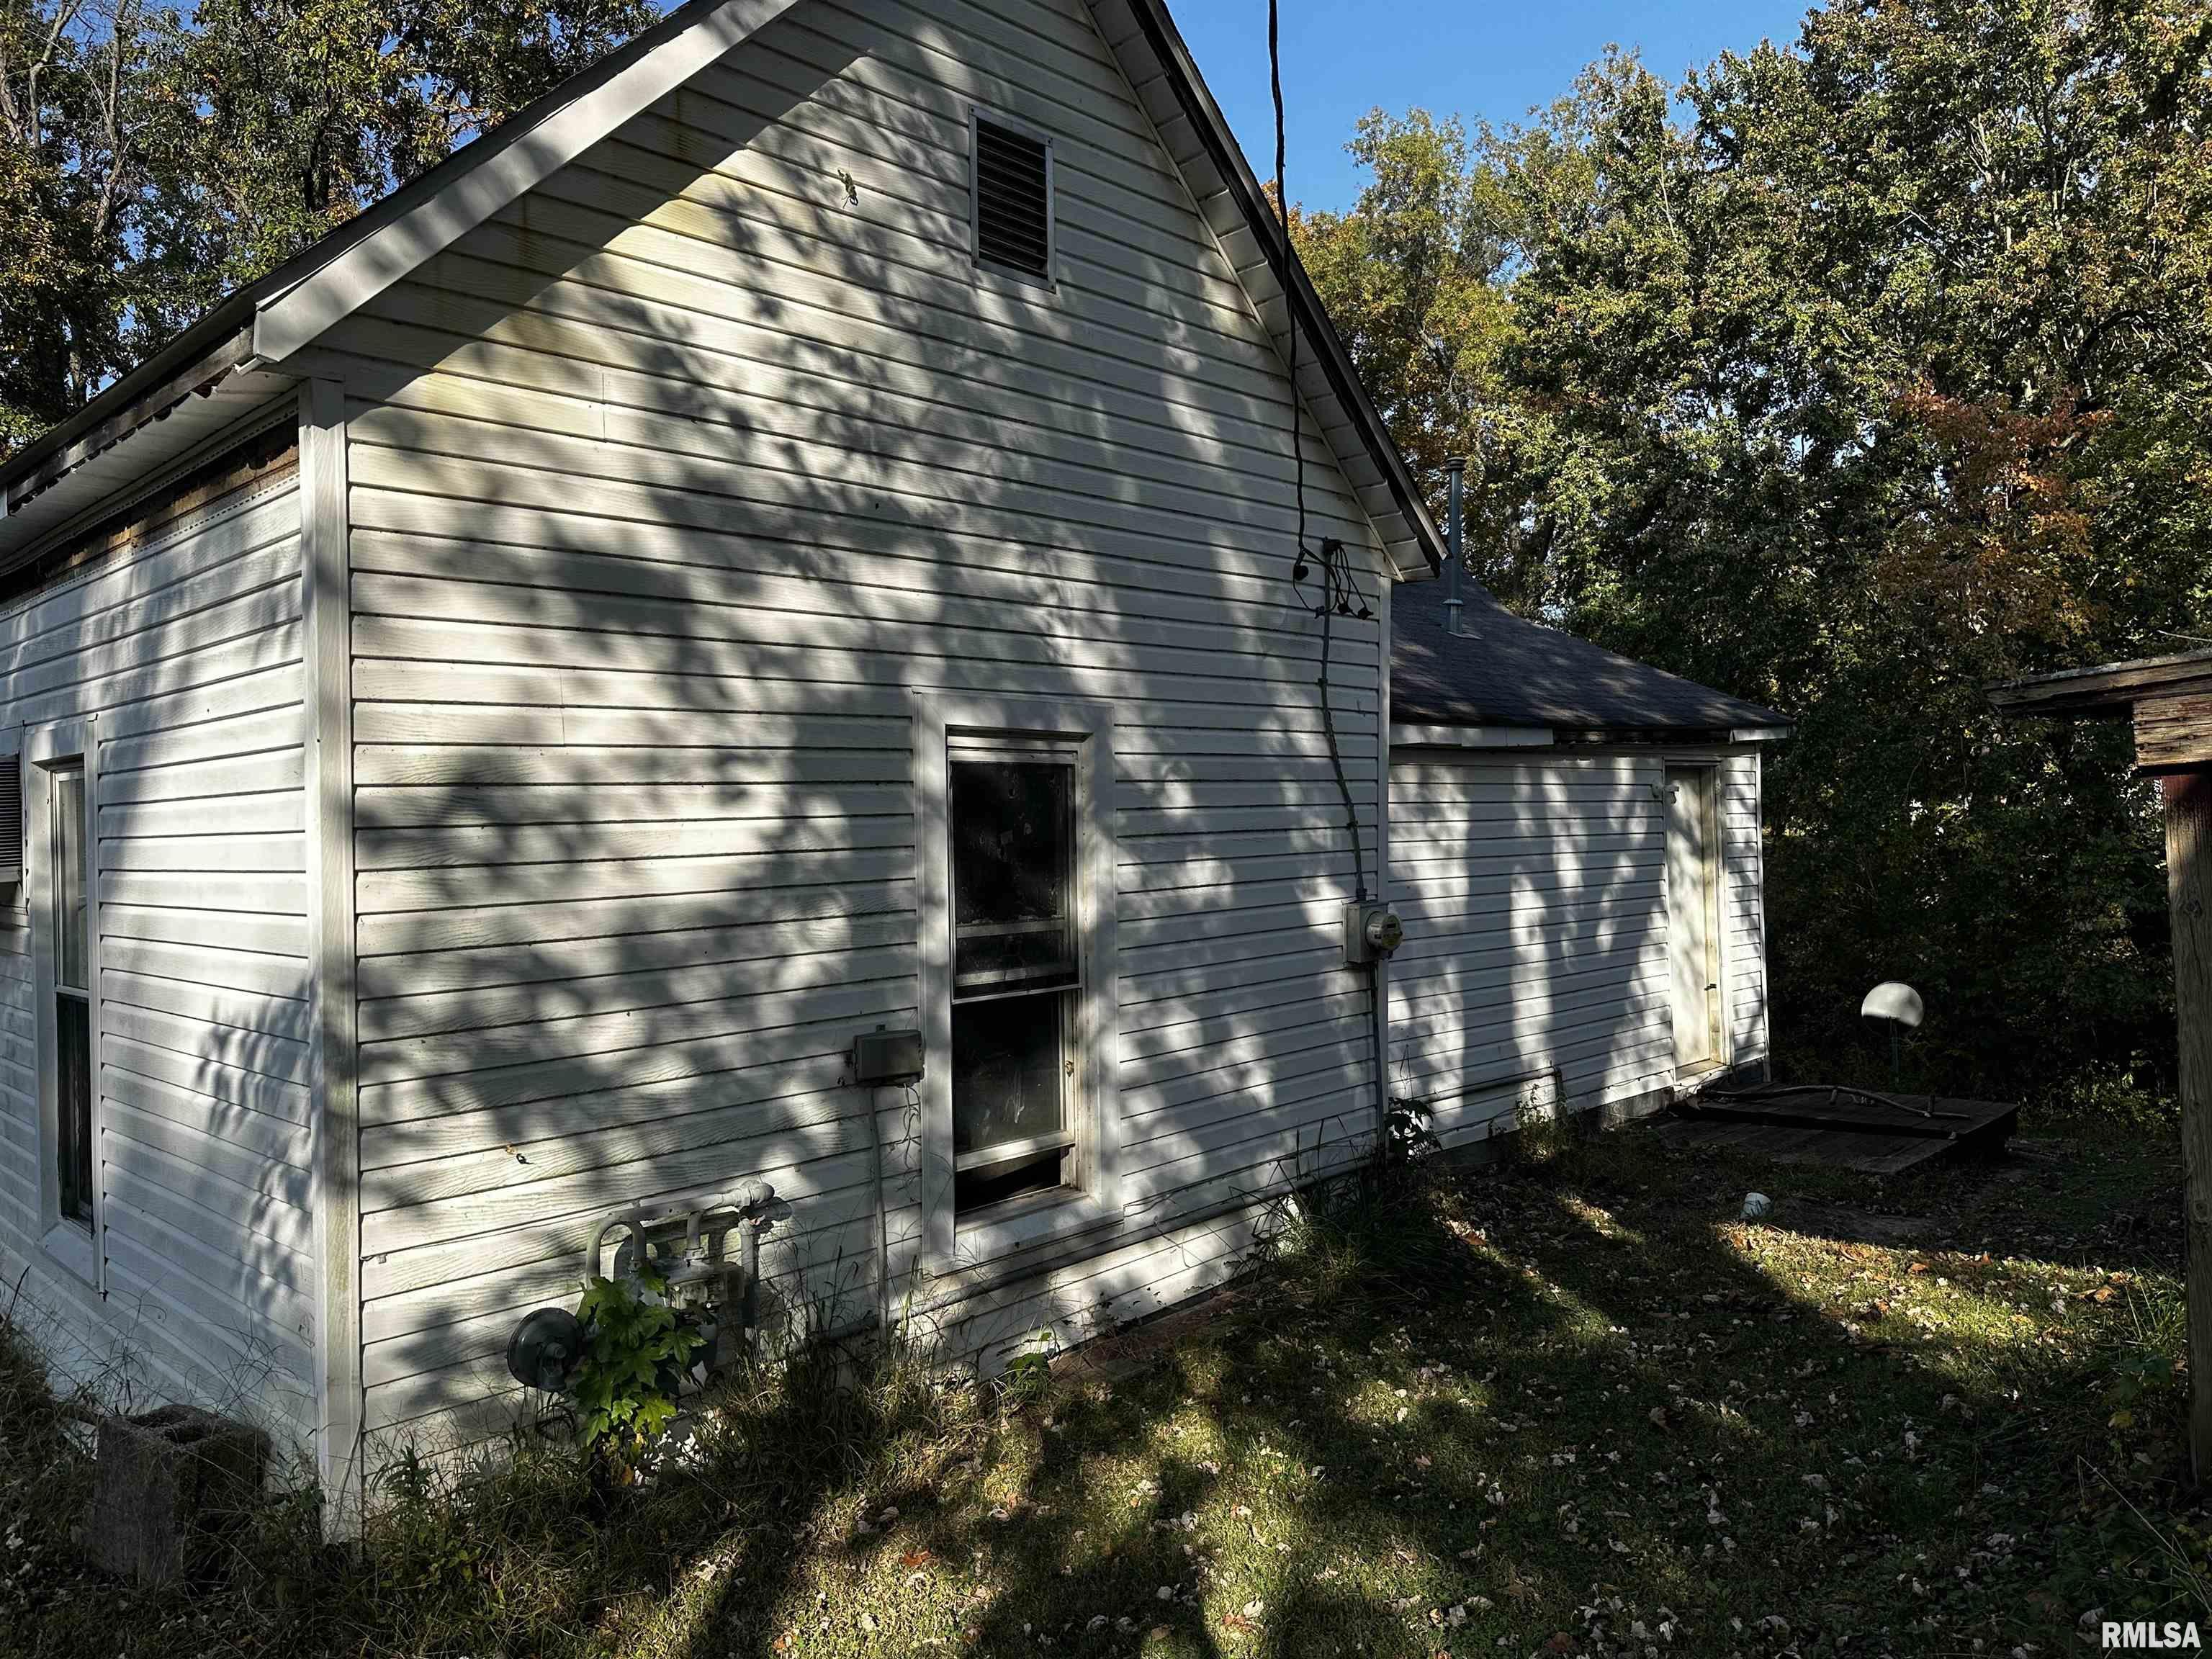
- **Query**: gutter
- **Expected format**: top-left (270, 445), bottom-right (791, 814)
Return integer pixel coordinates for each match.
top-left (2, 326), bottom-right (260, 518)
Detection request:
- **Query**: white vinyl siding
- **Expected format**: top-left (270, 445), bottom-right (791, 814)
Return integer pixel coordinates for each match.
top-left (0, 450), bottom-right (315, 1433)
top-left (318, 0), bottom-right (1389, 1436)
top-left (1387, 748), bottom-right (1769, 1148)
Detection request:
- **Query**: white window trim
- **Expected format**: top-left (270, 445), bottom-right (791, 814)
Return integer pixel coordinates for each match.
top-left (24, 716), bottom-right (100, 1288)
top-left (968, 104), bottom-right (1058, 293)
top-left (915, 693), bottom-right (1118, 1272)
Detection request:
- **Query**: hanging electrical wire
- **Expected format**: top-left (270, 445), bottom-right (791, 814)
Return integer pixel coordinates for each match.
top-left (1270, 0), bottom-right (1373, 904)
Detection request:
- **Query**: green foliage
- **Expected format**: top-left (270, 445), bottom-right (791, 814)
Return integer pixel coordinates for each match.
top-left (0, 1133), bottom-right (2201, 1653)
top-left (572, 1270), bottom-right (706, 1460)
top-left (1382, 1093), bottom-right (1441, 1163)
top-left (0, 0), bottom-right (652, 451)
top-left (1298, 0), bottom-right (2211, 1111)
top-left (994, 1340), bottom-right (1054, 1411)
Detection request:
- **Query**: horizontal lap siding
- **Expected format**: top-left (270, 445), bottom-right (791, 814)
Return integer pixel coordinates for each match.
top-left (1388, 753), bottom-right (1673, 1146)
top-left (1387, 747), bottom-right (1773, 1147)
top-left (0, 464), bottom-right (315, 1433)
top-left (328, 0), bottom-right (1388, 1437)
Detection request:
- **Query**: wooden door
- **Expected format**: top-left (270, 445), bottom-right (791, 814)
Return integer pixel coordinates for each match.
top-left (1665, 765), bottom-right (1724, 1074)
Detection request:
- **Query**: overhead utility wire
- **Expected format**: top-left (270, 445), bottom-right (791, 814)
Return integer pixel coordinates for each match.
top-left (1269, 0), bottom-right (1372, 904)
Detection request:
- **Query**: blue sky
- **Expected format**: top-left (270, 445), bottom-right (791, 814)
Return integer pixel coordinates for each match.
top-left (1173, 0), bottom-right (1813, 212)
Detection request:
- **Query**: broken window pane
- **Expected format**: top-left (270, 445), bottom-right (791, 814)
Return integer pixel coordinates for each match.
top-left (951, 760), bottom-right (1074, 992)
top-left (951, 989), bottom-right (1065, 1157)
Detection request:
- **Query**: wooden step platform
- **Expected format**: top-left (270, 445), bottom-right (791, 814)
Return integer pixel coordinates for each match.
top-left (1658, 1085), bottom-right (2018, 1174)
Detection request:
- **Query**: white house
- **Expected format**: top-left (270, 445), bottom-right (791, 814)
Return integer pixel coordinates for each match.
top-left (0, 0), bottom-right (1781, 1507)
top-left (1388, 583), bottom-right (1788, 1148)
top-left (0, 0), bottom-right (1445, 1501)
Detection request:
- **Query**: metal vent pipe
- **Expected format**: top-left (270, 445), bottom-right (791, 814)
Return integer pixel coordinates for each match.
top-left (1444, 458), bottom-right (1466, 636)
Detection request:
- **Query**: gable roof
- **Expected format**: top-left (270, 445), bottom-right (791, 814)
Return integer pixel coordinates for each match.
top-left (0, 0), bottom-right (1443, 578)
top-left (1393, 583), bottom-right (1790, 742)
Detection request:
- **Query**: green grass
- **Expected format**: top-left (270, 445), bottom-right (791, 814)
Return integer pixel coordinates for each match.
top-left (1, 1125), bottom-right (2204, 1657)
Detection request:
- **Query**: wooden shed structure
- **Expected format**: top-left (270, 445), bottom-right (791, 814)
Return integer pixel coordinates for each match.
top-left (1992, 647), bottom-right (2212, 1476)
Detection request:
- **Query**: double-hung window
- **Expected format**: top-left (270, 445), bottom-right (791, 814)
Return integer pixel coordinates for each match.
top-left (26, 720), bottom-right (97, 1274)
top-left (918, 698), bottom-right (1118, 1259)
top-left (949, 742), bottom-right (1081, 1210)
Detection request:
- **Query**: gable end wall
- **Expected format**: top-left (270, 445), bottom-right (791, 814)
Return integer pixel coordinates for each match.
top-left (308, 0), bottom-right (1394, 1442)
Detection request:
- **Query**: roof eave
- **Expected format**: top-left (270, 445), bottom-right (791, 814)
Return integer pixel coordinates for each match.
top-left (6, 0), bottom-right (1446, 585)
top-left (0, 0), bottom-right (793, 508)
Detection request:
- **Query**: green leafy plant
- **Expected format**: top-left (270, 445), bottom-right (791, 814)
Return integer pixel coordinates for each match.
top-left (570, 1270), bottom-right (706, 1463)
top-left (1385, 1094), bottom-right (1442, 1164)
top-left (997, 1340), bottom-right (1055, 1412)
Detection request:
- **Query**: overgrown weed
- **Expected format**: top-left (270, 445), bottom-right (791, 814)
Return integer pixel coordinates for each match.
top-left (0, 1129), bottom-right (2201, 1655)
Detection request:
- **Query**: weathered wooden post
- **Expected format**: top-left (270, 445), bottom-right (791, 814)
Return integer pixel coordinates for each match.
top-left (2168, 770), bottom-right (2212, 1477)
top-left (1992, 650), bottom-right (2212, 1479)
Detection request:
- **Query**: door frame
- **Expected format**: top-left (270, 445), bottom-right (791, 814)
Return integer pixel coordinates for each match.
top-left (1662, 759), bottom-right (1731, 1082)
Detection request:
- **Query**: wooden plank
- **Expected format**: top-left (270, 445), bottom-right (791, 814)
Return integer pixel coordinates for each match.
top-left (1991, 647), bottom-right (2212, 720)
top-left (2139, 695), bottom-right (2212, 775)
top-left (2166, 770), bottom-right (2212, 1483)
top-left (1676, 1087), bottom-right (2015, 1141)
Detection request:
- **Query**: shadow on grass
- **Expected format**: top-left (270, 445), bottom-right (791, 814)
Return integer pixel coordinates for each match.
top-left (926, 1132), bottom-right (2188, 1658)
top-left (0, 1130), bottom-right (2190, 1658)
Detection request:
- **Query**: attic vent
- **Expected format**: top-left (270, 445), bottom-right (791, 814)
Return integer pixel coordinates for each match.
top-left (972, 114), bottom-right (1053, 281)
top-left (0, 754), bottom-right (21, 887)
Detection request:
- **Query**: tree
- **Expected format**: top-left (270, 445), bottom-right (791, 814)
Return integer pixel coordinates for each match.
top-left (0, 0), bottom-right (192, 449)
top-left (1300, 0), bottom-right (2212, 1108)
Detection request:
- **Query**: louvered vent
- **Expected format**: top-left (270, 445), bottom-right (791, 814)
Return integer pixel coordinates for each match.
top-left (0, 754), bottom-right (20, 887)
top-left (974, 117), bottom-right (1051, 279)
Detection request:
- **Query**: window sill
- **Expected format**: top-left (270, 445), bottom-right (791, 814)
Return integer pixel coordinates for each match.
top-left (954, 1187), bottom-right (1118, 1266)
top-left (40, 1220), bottom-right (95, 1287)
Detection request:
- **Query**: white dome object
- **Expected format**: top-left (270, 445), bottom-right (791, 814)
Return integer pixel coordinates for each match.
top-left (1860, 981), bottom-right (1925, 1030)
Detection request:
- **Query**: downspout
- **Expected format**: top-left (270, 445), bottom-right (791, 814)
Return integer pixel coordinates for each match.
top-left (1444, 459), bottom-right (1465, 635)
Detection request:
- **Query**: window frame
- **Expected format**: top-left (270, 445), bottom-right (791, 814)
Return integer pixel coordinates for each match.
top-left (24, 716), bottom-right (100, 1287)
top-left (947, 734), bottom-right (1082, 1199)
top-left (968, 104), bottom-right (1058, 292)
top-left (916, 695), bottom-right (1117, 1269)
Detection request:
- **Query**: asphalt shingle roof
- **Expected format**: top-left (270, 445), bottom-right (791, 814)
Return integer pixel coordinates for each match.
top-left (1393, 584), bottom-right (1788, 736)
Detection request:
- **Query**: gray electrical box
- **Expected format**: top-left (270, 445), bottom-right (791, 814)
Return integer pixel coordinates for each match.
top-left (852, 1028), bottom-right (926, 1084)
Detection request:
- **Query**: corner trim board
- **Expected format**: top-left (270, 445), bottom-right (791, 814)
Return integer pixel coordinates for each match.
top-left (300, 379), bottom-right (362, 1526)
top-left (1372, 575), bottom-right (1393, 1140)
